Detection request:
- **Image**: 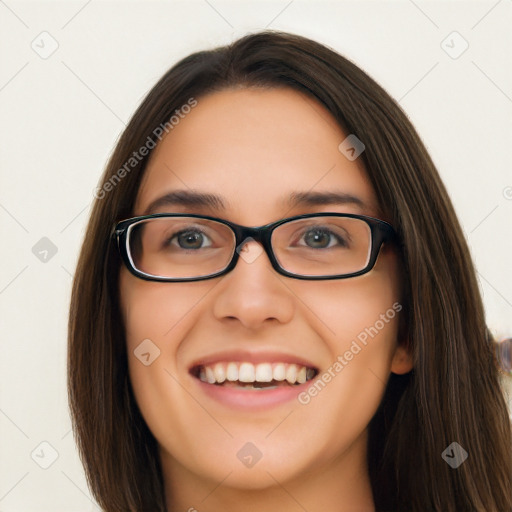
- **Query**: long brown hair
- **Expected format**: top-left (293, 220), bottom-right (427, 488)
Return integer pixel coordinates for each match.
top-left (68, 31), bottom-right (512, 511)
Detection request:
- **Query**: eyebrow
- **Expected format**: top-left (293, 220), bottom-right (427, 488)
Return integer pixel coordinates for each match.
top-left (143, 190), bottom-right (228, 215)
top-left (287, 191), bottom-right (366, 210)
top-left (142, 189), bottom-right (368, 215)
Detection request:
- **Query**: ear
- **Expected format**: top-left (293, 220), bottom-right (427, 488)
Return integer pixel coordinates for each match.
top-left (390, 341), bottom-right (414, 375)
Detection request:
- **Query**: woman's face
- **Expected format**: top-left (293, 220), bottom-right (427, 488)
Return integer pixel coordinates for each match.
top-left (120, 87), bottom-right (412, 495)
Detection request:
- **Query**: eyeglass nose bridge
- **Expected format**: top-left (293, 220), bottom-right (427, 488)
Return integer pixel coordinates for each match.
top-left (231, 224), bottom-right (275, 266)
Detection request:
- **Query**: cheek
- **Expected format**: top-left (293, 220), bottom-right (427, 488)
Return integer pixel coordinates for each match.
top-left (120, 269), bottom-right (217, 352)
top-left (291, 263), bottom-right (402, 424)
top-left (119, 270), bottom-right (222, 458)
top-left (119, 272), bottom-right (206, 391)
top-left (291, 255), bottom-right (402, 355)
top-left (294, 283), bottom-right (401, 462)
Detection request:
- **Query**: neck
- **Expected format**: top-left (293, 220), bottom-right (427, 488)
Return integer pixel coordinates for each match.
top-left (161, 431), bottom-right (375, 512)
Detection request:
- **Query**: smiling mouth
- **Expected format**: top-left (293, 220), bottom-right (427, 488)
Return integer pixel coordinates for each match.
top-left (190, 361), bottom-right (318, 390)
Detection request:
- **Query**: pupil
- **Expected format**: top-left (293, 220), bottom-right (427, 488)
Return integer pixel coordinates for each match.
top-left (178, 231), bottom-right (203, 249)
top-left (305, 229), bottom-right (330, 248)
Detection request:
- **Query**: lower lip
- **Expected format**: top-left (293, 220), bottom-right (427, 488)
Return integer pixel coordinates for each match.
top-left (192, 376), bottom-right (312, 410)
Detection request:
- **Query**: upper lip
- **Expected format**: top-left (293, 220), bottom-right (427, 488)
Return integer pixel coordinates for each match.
top-left (188, 349), bottom-right (319, 373)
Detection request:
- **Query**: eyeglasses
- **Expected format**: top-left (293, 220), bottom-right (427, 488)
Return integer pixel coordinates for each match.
top-left (113, 213), bottom-right (398, 282)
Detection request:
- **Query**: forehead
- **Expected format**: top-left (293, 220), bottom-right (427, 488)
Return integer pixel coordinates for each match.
top-left (134, 87), bottom-right (380, 222)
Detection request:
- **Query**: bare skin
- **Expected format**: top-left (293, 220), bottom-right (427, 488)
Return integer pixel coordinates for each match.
top-left (119, 87), bottom-right (413, 512)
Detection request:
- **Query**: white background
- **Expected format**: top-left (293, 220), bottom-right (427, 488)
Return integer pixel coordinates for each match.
top-left (1, 1), bottom-right (511, 510)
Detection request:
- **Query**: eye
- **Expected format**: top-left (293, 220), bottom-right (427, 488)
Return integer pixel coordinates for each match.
top-left (168, 228), bottom-right (213, 250)
top-left (298, 227), bottom-right (349, 249)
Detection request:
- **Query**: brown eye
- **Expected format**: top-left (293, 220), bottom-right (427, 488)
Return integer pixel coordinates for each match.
top-left (172, 230), bottom-right (210, 250)
top-left (301, 227), bottom-right (348, 249)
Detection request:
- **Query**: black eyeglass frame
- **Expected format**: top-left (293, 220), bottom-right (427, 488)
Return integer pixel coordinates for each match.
top-left (112, 212), bottom-right (398, 282)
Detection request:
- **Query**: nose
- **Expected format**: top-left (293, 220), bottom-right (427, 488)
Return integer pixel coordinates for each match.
top-left (212, 238), bottom-right (295, 330)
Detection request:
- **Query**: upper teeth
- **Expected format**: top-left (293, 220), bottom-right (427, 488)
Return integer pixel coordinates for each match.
top-left (198, 362), bottom-right (315, 385)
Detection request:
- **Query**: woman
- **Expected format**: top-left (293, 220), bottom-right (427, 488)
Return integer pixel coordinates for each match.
top-left (68, 31), bottom-right (512, 511)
